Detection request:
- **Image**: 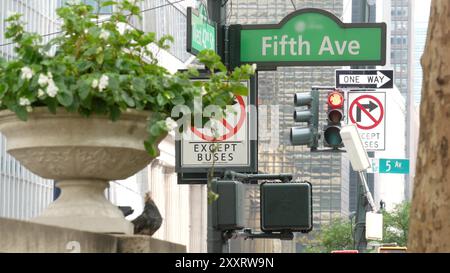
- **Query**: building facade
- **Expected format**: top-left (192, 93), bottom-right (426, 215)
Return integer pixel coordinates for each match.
top-left (0, 0), bottom-right (208, 252)
top-left (0, 0), bottom-right (62, 220)
top-left (391, 0), bottom-right (416, 200)
top-left (413, 21), bottom-right (427, 106)
top-left (228, 0), bottom-right (349, 253)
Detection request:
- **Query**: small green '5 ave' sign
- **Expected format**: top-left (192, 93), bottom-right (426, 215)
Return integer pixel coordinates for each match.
top-left (379, 158), bottom-right (410, 174)
top-left (229, 8), bottom-right (386, 70)
top-left (187, 4), bottom-right (217, 55)
top-left (368, 158), bottom-right (410, 174)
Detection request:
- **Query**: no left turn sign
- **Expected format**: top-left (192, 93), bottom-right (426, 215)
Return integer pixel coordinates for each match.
top-left (347, 92), bottom-right (386, 151)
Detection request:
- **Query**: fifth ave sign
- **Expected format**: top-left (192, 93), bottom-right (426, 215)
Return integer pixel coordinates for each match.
top-left (335, 69), bottom-right (393, 89)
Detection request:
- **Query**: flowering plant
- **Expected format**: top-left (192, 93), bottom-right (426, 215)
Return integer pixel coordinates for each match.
top-left (0, 0), bottom-right (254, 156)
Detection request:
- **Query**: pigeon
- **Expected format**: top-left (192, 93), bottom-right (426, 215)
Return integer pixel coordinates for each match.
top-left (132, 192), bottom-right (163, 236)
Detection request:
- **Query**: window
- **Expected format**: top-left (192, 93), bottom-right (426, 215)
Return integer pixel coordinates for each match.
top-left (62, 0), bottom-right (113, 14)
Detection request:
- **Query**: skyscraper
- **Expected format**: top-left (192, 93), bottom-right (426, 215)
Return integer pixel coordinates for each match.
top-left (391, 0), bottom-right (412, 100)
top-left (391, 0), bottom-right (416, 200)
top-left (413, 0), bottom-right (431, 106)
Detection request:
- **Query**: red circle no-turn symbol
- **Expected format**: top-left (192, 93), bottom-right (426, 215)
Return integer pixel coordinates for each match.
top-left (191, 95), bottom-right (246, 142)
top-left (349, 94), bottom-right (384, 130)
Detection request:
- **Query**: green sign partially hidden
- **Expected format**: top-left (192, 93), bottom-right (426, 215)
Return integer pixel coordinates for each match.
top-left (187, 5), bottom-right (216, 55)
top-left (230, 8), bottom-right (386, 70)
top-left (379, 159), bottom-right (410, 174)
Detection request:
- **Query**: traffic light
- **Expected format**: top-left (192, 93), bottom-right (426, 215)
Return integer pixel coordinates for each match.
top-left (290, 90), bottom-right (319, 150)
top-left (324, 90), bottom-right (344, 149)
top-left (260, 182), bottom-right (313, 233)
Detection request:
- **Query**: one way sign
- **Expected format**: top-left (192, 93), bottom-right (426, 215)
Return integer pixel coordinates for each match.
top-left (335, 69), bottom-right (394, 89)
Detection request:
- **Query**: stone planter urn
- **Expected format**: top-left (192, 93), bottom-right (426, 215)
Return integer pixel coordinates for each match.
top-left (0, 108), bottom-right (162, 234)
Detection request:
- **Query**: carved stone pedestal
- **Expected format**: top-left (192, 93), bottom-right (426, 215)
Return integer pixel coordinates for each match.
top-left (0, 108), bottom-right (161, 234)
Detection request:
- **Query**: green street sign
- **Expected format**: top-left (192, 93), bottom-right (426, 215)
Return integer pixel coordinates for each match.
top-left (187, 4), bottom-right (217, 55)
top-left (379, 158), bottom-right (410, 174)
top-left (229, 8), bottom-right (386, 70)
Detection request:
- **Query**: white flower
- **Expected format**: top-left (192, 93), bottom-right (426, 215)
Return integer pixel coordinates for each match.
top-left (46, 80), bottom-right (59, 97)
top-left (20, 66), bottom-right (33, 80)
top-left (91, 79), bottom-right (99, 89)
top-left (200, 86), bottom-right (207, 96)
top-left (165, 117), bottom-right (177, 131)
top-left (45, 50), bottom-right (56, 58)
top-left (38, 73), bottom-right (50, 87)
top-left (99, 29), bottom-right (110, 40)
top-left (98, 74), bottom-right (109, 92)
top-left (26, 106), bottom-right (33, 113)
top-left (19, 97), bottom-right (31, 106)
top-left (47, 72), bottom-right (53, 79)
top-left (207, 119), bottom-right (221, 132)
top-left (38, 89), bottom-right (46, 98)
top-left (251, 63), bottom-right (257, 73)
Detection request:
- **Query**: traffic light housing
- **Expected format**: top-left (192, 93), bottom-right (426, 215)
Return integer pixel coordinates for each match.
top-left (290, 91), bottom-right (319, 150)
top-left (324, 90), bottom-right (344, 149)
top-left (260, 182), bottom-right (313, 233)
top-left (211, 179), bottom-right (245, 230)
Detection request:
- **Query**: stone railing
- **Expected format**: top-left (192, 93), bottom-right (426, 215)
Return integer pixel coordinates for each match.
top-left (0, 217), bottom-right (186, 253)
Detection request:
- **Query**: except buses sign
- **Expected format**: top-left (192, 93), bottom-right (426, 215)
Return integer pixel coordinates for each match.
top-left (229, 8), bottom-right (386, 70)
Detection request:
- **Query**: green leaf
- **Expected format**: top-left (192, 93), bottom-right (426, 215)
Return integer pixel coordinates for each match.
top-left (138, 32), bottom-right (156, 46)
top-left (96, 54), bottom-right (104, 65)
top-left (77, 79), bottom-right (91, 100)
top-left (231, 84), bottom-right (248, 96)
top-left (157, 35), bottom-right (174, 50)
top-left (121, 91), bottom-right (135, 107)
top-left (57, 91), bottom-right (73, 107)
top-left (77, 61), bottom-right (93, 72)
top-left (13, 106), bottom-right (28, 121)
top-left (101, 1), bottom-right (117, 7)
top-left (172, 95), bottom-right (185, 105)
top-left (109, 105), bottom-right (121, 121)
top-left (156, 93), bottom-right (167, 106)
top-left (108, 74), bottom-right (120, 91)
top-left (144, 140), bottom-right (159, 157)
top-left (149, 121), bottom-right (165, 136)
top-left (0, 83), bottom-right (8, 99)
top-left (46, 98), bottom-right (57, 114)
top-left (186, 68), bottom-right (200, 77)
top-left (131, 77), bottom-right (145, 93)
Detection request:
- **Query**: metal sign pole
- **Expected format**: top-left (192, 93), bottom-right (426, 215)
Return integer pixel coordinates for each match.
top-left (207, 198), bottom-right (225, 253)
top-left (358, 170), bottom-right (377, 211)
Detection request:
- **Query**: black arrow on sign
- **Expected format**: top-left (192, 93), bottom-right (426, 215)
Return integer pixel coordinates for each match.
top-left (356, 101), bottom-right (378, 122)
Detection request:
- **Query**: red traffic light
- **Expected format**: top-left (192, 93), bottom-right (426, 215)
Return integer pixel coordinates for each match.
top-left (328, 91), bottom-right (344, 108)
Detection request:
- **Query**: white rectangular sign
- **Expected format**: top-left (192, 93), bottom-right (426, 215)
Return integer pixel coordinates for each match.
top-left (180, 82), bottom-right (252, 168)
top-left (367, 158), bottom-right (379, 174)
top-left (347, 92), bottom-right (386, 151)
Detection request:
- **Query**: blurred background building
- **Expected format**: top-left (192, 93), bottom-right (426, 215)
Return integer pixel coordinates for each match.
top-left (0, 0), bottom-right (430, 253)
top-left (0, 0), bottom-right (61, 221)
top-left (0, 0), bottom-right (207, 253)
top-left (227, 0), bottom-right (349, 253)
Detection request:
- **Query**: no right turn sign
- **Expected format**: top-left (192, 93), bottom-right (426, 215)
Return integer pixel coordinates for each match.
top-left (347, 92), bottom-right (386, 151)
